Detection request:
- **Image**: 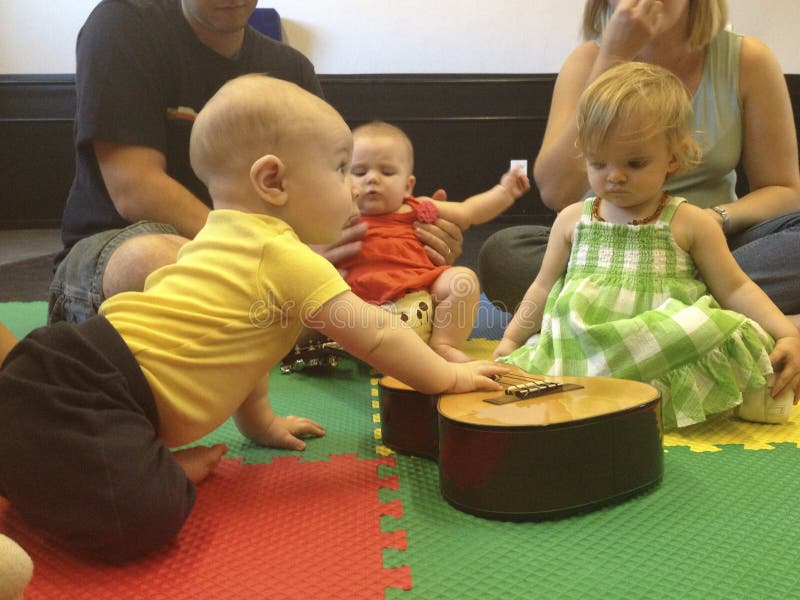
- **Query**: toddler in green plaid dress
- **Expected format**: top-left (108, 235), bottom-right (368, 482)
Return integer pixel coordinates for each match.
top-left (495, 63), bottom-right (800, 428)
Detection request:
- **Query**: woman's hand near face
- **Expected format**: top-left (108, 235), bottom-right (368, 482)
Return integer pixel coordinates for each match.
top-left (601, 0), bottom-right (665, 61)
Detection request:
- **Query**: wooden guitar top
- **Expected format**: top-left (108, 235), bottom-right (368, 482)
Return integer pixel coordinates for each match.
top-left (380, 367), bottom-right (660, 428)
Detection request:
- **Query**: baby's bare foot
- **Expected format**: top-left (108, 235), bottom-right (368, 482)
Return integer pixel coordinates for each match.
top-left (173, 444), bottom-right (227, 484)
top-left (432, 343), bottom-right (473, 363)
top-left (0, 534), bottom-right (33, 600)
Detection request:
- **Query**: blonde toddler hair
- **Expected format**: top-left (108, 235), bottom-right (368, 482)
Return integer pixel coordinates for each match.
top-left (576, 62), bottom-right (703, 174)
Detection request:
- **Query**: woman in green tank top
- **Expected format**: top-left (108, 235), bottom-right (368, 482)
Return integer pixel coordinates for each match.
top-left (479, 0), bottom-right (800, 331)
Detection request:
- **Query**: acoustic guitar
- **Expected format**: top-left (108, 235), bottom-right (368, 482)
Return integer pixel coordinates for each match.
top-left (379, 367), bottom-right (663, 521)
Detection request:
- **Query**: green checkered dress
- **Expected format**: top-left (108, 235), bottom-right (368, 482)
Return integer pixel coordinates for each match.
top-left (499, 196), bottom-right (775, 429)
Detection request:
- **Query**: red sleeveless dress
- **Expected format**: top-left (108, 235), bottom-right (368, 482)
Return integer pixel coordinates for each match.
top-left (341, 197), bottom-right (449, 305)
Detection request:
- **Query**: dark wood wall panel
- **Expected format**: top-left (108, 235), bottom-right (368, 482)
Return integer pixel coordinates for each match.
top-left (322, 75), bottom-right (555, 223)
top-left (2, 120), bottom-right (75, 228)
top-left (1, 75), bottom-right (77, 229)
top-left (386, 117), bottom-right (546, 217)
top-left (1, 73), bottom-right (799, 229)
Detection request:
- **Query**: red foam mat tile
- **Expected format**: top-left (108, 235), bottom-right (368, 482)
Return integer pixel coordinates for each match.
top-left (1, 455), bottom-right (412, 599)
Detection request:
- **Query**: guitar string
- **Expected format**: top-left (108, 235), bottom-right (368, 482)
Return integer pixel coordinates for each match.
top-left (497, 372), bottom-right (549, 385)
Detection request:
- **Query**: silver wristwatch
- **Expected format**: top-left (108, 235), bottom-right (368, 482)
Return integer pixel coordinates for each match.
top-left (711, 205), bottom-right (731, 233)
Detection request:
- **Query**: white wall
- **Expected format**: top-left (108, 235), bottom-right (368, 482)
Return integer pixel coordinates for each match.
top-left (0, 0), bottom-right (797, 75)
top-left (271, 0), bottom-right (585, 74)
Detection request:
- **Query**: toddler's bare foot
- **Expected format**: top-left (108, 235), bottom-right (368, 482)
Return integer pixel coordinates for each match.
top-left (173, 444), bottom-right (227, 484)
top-left (432, 343), bottom-right (473, 363)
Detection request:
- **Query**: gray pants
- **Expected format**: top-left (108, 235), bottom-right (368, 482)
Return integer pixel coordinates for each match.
top-left (478, 212), bottom-right (800, 315)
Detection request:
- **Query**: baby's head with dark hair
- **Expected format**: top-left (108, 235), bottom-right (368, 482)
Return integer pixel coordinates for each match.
top-left (351, 121), bottom-right (415, 173)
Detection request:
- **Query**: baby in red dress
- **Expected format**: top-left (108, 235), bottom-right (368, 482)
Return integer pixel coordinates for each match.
top-left (340, 121), bottom-right (530, 362)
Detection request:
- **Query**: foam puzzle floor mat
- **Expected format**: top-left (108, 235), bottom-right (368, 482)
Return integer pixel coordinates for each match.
top-left (384, 445), bottom-right (800, 599)
top-left (2, 301), bottom-right (800, 598)
top-left (2, 455), bottom-right (410, 599)
top-left (0, 301), bottom-right (47, 339)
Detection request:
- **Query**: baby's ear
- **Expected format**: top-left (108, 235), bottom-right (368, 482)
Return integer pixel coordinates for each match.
top-left (250, 154), bottom-right (288, 206)
top-left (667, 145), bottom-right (683, 176)
top-left (405, 174), bottom-right (417, 196)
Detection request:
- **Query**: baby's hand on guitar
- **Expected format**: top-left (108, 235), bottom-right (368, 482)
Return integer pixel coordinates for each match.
top-left (493, 337), bottom-right (519, 360)
top-left (449, 361), bottom-right (509, 393)
top-left (256, 415), bottom-right (326, 451)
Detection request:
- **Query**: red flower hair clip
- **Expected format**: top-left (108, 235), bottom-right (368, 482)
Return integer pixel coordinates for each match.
top-left (415, 200), bottom-right (439, 224)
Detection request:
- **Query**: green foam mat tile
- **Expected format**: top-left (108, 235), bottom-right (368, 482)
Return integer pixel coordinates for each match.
top-left (191, 357), bottom-right (381, 463)
top-left (0, 301), bottom-right (47, 338)
top-left (383, 445), bottom-right (800, 599)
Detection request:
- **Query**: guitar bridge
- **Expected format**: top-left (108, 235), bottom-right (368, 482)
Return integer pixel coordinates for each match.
top-left (484, 381), bottom-right (583, 405)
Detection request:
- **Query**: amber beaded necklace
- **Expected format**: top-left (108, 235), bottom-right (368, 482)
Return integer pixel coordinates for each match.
top-left (592, 192), bottom-right (669, 226)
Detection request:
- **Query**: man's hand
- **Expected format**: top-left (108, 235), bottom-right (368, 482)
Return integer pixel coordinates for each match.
top-left (416, 188), bottom-right (463, 266)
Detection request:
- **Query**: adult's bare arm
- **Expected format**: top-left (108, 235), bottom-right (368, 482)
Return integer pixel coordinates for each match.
top-left (533, 45), bottom-right (598, 211)
top-left (94, 140), bottom-right (210, 239)
top-left (534, 0), bottom-right (665, 210)
top-left (715, 37), bottom-right (800, 233)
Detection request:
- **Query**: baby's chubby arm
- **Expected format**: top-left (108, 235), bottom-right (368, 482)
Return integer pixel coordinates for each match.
top-left (768, 337), bottom-right (800, 402)
top-left (309, 292), bottom-right (509, 394)
top-left (233, 373), bottom-right (325, 450)
top-left (676, 204), bottom-right (800, 399)
top-left (429, 165), bottom-right (531, 230)
top-left (676, 204), bottom-right (797, 339)
top-left (494, 203), bottom-right (578, 359)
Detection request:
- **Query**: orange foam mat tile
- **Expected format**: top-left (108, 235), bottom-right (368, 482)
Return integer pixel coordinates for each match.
top-left (1, 455), bottom-right (411, 599)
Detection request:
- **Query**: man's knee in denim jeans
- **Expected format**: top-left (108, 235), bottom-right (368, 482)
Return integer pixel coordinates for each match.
top-left (47, 222), bottom-right (179, 324)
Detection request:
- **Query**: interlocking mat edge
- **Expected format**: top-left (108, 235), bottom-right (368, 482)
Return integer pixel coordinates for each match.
top-left (2, 301), bottom-right (799, 598)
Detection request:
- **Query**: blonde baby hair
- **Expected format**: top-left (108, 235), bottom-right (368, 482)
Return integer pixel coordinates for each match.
top-left (582, 0), bottom-right (728, 49)
top-left (576, 62), bottom-right (703, 173)
top-left (190, 73), bottom-right (339, 184)
top-left (352, 121), bottom-right (415, 173)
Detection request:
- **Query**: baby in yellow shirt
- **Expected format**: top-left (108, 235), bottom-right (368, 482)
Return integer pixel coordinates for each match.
top-left (0, 75), bottom-right (507, 563)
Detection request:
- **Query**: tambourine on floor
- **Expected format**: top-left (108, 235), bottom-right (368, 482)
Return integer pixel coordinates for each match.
top-left (379, 366), bottom-right (664, 521)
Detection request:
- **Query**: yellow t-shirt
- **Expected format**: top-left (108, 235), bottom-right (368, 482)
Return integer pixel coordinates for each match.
top-left (100, 210), bottom-right (349, 447)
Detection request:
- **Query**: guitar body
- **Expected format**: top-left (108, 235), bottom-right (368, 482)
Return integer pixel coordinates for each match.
top-left (379, 369), bottom-right (663, 521)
